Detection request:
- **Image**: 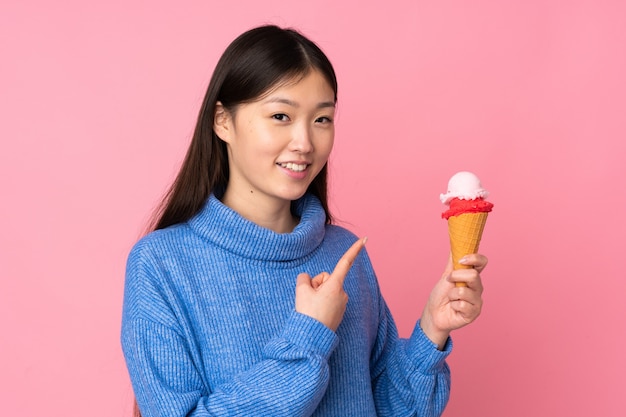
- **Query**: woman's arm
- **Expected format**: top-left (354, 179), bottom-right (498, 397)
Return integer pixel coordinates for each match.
top-left (369, 301), bottom-right (452, 417)
top-left (368, 254), bottom-right (486, 417)
top-left (122, 311), bottom-right (337, 417)
top-left (121, 241), bottom-right (340, 417)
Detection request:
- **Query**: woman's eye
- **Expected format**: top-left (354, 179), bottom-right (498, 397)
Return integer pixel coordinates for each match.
top-left (315, 116), bottom-right (333, 124)
top-left (272, 114), bottom-right (289, 121)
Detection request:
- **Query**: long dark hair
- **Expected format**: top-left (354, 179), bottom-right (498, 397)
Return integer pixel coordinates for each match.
top-left (148, 25), bottom-right (337, 232)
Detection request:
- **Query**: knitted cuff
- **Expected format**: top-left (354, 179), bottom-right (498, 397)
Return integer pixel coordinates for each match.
top-left (281, 311), bottom-right (339, 361)
top-left (407, 320), bottom-right (453, 375)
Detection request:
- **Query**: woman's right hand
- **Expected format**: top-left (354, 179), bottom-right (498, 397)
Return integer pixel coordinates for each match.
top-left (295, 238), bottom-right (366, 331)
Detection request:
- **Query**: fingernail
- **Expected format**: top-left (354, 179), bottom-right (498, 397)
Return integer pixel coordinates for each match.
top-left (459, 257), bottom-right (468, 264)
top-left (363, 237), bottom-right (368, 245)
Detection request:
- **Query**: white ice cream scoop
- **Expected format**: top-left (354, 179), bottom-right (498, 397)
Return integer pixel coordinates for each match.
top-left (440, 171), bottom-right (489, 205)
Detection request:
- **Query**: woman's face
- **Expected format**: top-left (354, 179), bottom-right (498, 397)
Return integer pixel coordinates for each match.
top-left (215, 69), bottom-right (335, 209)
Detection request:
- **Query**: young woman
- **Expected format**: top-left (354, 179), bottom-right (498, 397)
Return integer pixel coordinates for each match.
top-left (121, 25), bottom-right (486, 417)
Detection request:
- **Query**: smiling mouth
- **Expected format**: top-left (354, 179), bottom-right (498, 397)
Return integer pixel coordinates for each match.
top-left (277, 162), bottom-right (309, 172)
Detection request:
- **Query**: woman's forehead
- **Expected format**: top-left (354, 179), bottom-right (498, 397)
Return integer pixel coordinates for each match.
top-left (256, 69), bottom-right (335, 102)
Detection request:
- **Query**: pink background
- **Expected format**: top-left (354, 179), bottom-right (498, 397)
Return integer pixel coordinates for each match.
top-left (2, 1), bottom-right (625, 416)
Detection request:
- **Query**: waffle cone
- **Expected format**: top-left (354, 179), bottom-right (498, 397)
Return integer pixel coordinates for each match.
top-left (448, 211), bottom-right (489, 270)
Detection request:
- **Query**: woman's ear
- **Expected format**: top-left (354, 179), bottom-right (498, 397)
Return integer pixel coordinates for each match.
top-left (213, 102), bottom-right (231, 143)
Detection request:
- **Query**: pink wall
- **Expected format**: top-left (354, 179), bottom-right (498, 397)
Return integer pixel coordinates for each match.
top-left (1, 1), bottom-right (624, 416)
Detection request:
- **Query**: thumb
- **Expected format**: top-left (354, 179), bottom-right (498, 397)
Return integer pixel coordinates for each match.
top-left (296, 272), bottom-right (312, 289)
top-left (311, 272), bottom-right (330, 289)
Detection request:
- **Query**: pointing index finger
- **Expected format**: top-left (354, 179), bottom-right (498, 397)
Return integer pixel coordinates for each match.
top-left (331, 237), bottom-right (367, 285)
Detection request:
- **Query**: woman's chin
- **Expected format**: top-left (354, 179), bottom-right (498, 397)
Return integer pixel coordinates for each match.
top-left (276, 186), bottom-right (310, 203)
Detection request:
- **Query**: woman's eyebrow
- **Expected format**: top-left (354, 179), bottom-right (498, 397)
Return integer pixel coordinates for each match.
top-left (317, 101), bottom-right (336, 109)
top-left (262, 97), bottom-right (336, 109)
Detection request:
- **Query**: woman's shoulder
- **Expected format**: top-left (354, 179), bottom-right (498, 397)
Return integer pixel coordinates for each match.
top-left (323, 224), bottom-right (371, 264)
top-left (323, 224), bottom-right (380, 291)
top-left (124, 223), bottom-right (205, 295)
top-left (324, 223), bottom-right (359, 241)
top-left (128, 223), bottom-right (196, 262)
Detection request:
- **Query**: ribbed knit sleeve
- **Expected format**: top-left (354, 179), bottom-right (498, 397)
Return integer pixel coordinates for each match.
top-left (369, 296), bottom-right (452, 417)
top-left (122, 245), bottom-right (340, 417)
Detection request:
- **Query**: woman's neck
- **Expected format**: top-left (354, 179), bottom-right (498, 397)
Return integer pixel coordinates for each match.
top-left (220, 189), bottom-right (299, 234)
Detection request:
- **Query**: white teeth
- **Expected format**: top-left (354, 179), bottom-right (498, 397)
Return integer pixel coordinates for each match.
top-left (279, 162), bottom-right (307, 172)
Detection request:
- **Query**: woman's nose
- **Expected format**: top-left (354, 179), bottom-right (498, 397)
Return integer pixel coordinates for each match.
top-left (289, 124), bottom-right (314, 153)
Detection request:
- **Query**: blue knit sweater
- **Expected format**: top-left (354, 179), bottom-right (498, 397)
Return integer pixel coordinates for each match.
top-left (121, 194), bottom-right (452, 416)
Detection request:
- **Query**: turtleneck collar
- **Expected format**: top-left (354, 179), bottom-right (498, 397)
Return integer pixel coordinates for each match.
top-left (187, 194), bottom-right (326, 262)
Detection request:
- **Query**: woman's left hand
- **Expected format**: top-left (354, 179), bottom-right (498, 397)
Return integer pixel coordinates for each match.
top-left (419, 253), bottom-right (487, 349)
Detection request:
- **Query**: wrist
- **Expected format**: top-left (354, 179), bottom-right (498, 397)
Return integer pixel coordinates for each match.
top-left (419, 312), bottom-right (450, 350)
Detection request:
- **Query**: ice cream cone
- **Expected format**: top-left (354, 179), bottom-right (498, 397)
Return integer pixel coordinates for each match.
top-left (448, 213), bottom-right (489, 269)
top-left (447, 211), bottom-right (488, 286)
top-left (440, 172), bottom-right (493, 287)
